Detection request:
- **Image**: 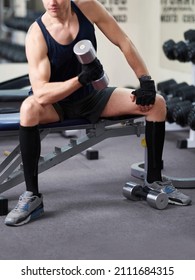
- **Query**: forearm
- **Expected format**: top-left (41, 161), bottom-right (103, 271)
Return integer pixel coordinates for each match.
top-left (120, 37), bottom-right (150, 79)
top-left (32, 77), bottom-right (81, 105)
top-left (119, 38), bottom-right (156, 106)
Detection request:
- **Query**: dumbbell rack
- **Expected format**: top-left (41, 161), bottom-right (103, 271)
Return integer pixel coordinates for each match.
top-left (177, 63), bottom-right (195, 149)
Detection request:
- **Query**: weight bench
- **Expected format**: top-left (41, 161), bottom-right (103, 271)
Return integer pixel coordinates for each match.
top-left (0, 112), bottom-right (194, 196)
top-left (0, 112), bottom-right (145, 194)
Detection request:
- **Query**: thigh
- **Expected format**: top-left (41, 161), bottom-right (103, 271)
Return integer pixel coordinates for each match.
top-left (20, 95), bottom-right (60, 126)
top-left (39, 104), bottom-right (60, 124)
top-left (101, 87), bottom-right (142, 117)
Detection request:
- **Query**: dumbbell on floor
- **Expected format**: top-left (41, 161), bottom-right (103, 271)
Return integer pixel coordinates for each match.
top-left (123, 181), bottom-right (168, 210)
top-left (73, 40), bottom-right (109, 90)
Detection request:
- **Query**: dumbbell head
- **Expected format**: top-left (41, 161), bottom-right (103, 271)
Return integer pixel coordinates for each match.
top-left (188, 105), bottom-right (195, 130)
top-left (172, 100), bottom-right (192, 126)
top-left (73, 40), bottom-right (96, 64)
top-left (175, 85), bottom-right (195, 102)
top-left (92, 72), bottom-right (109, 90)
top-left (163, 39), bottom-right (176, 60)
top-left (173, 41), bottom-right (190, 62)
top-left (184, 29), bottom-right (195, 43)
top-left (123, 182), bottom-right (143, 201)
top-left (166, 97), bottom-right (182, 123)
top-left (146, 190), bottom-right (168, 210)
top-left (157, 79), bottom-right (177, 95)
top-left (170, 82), bottom-right (188, 98)
top-left (187, 42), bottom-right (195, 63)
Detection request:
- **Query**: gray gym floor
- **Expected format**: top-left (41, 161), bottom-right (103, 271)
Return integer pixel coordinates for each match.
top-left (0, 128), bottom-right (195, 260)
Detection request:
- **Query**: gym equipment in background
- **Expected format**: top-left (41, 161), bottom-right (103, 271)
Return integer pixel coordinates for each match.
top-left (162, 30), bottom-right (195, 63)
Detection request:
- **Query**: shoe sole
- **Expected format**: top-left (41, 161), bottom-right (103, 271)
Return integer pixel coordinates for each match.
top-left (5, 205), bottom-right (44, 226)
top-left (144, 186), bottom-right (191, 206)
top-left (168, 198), bottom-right (192, 206)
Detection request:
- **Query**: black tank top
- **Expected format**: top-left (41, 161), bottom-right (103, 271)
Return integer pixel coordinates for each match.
top-left (36, 1), bottom-right (97, 101)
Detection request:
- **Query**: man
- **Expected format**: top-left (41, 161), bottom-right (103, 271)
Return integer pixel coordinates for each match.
top-left (5, 0), bottom-right (191, 226)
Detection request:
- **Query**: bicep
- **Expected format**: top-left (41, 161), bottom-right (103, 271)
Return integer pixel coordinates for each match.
top-left (25, 30), bottom-right (51, 92)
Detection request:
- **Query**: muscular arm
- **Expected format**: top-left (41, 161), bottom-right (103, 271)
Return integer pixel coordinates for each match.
top-left (77, 0), bottom-right (150, 79)
top-left (25, 23), bottom-right (81, 106)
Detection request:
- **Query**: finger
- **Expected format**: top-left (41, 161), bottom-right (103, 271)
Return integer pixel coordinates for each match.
top-left (131, 95), bottom-right (136, 102)
top-left (139, 106), bottom-right (146, 112)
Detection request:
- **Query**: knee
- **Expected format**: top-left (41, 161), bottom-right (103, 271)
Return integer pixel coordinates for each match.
top-left (20, 96), bottom-right (41, 125)
top-left (20, 97), bottom-right (38, 115)
top-left (155, 94), bottom-right (166, 110)
top-left (147, 94), bottom-right (167, 121)
top-left (154, 94), bottom-right (167, 119)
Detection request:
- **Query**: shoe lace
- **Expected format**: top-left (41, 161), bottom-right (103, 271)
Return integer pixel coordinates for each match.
top-left (160, 181), bottom-right (176, 193)
top-left (14, 195), bottom-right (31, 212)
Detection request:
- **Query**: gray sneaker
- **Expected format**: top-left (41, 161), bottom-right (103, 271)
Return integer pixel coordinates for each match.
top-left (144, 181), bottom-right (191, 206)
top-left (4, 191), bottom-right (44, 226)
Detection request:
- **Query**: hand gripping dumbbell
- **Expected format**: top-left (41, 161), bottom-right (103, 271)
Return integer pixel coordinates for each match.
top-left (123, 181), bottom-right (168, 210)
top-left (73, 39), bottom-right (109, 90)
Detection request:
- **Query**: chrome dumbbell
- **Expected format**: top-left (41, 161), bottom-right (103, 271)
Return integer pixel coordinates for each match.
top-left (73, 39), bottom-right (109, 90)
top-left (123, 181), bottom-right (168, 210)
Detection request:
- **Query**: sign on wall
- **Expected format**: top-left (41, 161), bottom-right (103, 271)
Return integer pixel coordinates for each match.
top-left (160, 0), bottom-right (195, 72)
top-left (98, 0), bottom-right (128, 23)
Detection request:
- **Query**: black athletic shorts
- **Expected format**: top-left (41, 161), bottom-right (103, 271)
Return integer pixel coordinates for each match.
top-left (53, 87), bottom-right (116, 124)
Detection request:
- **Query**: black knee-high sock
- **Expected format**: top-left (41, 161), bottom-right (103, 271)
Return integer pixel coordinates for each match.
top-left (19, 125), bottom-right (40, 195)
top-left (145, 120), bottom-right (165, 183)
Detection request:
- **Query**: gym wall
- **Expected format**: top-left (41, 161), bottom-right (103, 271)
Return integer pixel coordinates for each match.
top-left (0, 0), bottom-right (194, 86)
top-left (95, 0), bottom-right (194, 88)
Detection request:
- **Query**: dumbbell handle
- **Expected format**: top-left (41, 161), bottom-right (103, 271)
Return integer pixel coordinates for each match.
top-left (73, 40), bottom-right (109, 90)
top-left (134, 188), bottom-right (148, 198)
